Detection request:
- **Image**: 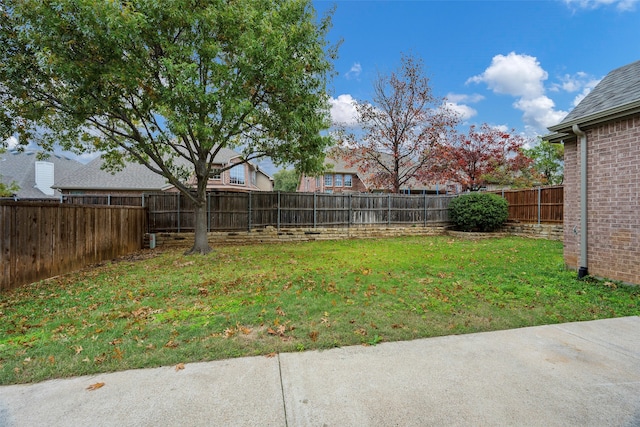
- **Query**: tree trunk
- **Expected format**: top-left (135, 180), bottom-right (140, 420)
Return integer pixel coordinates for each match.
top-left (185, 177), bottom-right (212, 255)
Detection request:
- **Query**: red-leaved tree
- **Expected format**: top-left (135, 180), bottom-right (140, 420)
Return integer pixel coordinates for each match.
top-left (448, 124), bottom-right (532, 191)
top-left (338, 54), bottom-right (459, 193)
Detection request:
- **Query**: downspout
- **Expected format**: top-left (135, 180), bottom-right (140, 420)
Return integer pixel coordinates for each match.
top-left (572, 124), bottom-right (588, 279)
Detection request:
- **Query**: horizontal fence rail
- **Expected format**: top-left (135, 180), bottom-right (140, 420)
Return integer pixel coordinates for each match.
top-left (52, 192), bottom-right (452, 232)
top-left (143, 192), bottom-right (455, 232)
top-left (55, 187), bottom-right (563, 231)
top-left (490, 186), bottom-right (563, 224)
top-left (0, 201), bottom-right (146, 291)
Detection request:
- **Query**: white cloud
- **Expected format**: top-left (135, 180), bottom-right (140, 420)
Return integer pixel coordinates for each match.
top-left (444, 93), bottom-right (483, 122)
top-left (549, 72), bottom-right (601, 107)
top-left (467, 52), bottom-right (548, 99)
top-left (514, 96), bottom-right (568, 130)
top-left (345, 62), bottom-right (362, 80)
top-left (444, 102), bottom-right (478, 121)
top-left (468, 52), bottom-right (569, 133)
top-left (563, 0), bottom-right (638, 11)
top-left (329, 94), bottom-right (359, 126)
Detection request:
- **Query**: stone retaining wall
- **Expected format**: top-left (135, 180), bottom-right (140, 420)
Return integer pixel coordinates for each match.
top-left (152, 222), bottom-right (562, 248)
top-left (500, 223), bottom-right (563, 241)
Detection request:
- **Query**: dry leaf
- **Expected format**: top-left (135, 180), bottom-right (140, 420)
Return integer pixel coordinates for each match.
top-left (309, 331), bottom-right (319, 342)
top-left (87, 382), bottom-right (105, 391)
top-left (73, 345), bottom-right (83, 354)
top-left (164, 340), bottom-right (179, 348)
top-left (47, 355), bottom-right (55, 365)
top-left (175, 363), bottom-right (185, 371)
top-left (265, 352), bottom-right (277, 358)
top-left (238, 325), bottom-right (252, 335)
top-left (276, 306), bottom-right (286, 317)
top-left (112, 347), bottom-right (124, 360)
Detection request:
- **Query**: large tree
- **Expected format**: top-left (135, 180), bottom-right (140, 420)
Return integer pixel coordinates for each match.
top-left (523, 138), bottom-right (564, 185)
top-left (449, 124), bottom-right (531, 191)
top-left (0, 0), bottom-right (336, 254)
top-left (338, 54), bottom-right (458, 193)
top-left (273, 168), bottom-right (300, 192)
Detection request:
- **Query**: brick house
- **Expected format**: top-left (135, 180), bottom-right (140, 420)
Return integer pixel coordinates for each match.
top-left (54, 147), bottom-right (273, 196)
top-left (547, 60), bottom-right (640, 285)
top-left (298, 154), bottom-right (367, 193)
top-left (298, 152), bottom-right (453, 194)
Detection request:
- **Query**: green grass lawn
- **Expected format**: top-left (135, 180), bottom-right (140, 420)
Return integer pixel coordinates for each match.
top-left (1, 235), bottom-right (638, 385)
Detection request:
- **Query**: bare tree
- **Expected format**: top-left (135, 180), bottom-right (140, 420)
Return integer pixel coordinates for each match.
top-left (338, 54), bottom-right (458, 193)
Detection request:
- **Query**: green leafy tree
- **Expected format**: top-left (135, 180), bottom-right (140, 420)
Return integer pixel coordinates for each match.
top-left (0, 0), bottom-right (336, 254)
top-left (523, 139), bottom-right (564, 185)
top-left (273, 168), bottom-right (301, 192)
top-left (0, 147), bottom-right (19, 196)
top-left (0, 180), bottom-right (19, 197)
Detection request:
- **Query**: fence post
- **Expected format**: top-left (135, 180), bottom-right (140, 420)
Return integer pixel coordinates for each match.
top-left (388, 194), bottom-right (391, 226)
top-left (348, 194), bottom-right (352, 228)
top-left (538, 187), bottom-right (541, 224)
top-left (277, 191), bottom-right (281, 232)
top-left (313, 192), bottom-right (317, 229)
top-left (424, 193), bottom-right (427, 227)
top-left (177, 192), bottom-right (180, 233)
top-left (248, 192), bottom-right (252, 232)
top-left (107, 194), bottom-right (111, 206)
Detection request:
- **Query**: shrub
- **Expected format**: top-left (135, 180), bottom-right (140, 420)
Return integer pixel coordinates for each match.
top-left (449, 192), bottom-right (508, 232)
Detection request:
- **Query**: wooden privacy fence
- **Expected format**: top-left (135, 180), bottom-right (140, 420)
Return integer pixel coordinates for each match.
top-left (142, 192), bottom-right (455, 232)
top-left (491, 186), bottom-right (563, 224)
top-left (1, 201), bottom-right (146, 291)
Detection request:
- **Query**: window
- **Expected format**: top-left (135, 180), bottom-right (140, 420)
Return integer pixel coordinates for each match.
top-left (251, 170), bottom-right (257, 186)
top-left (230, 165), bottom-right (245, 185)
top-left (209, 169), bottom-right (221, 180)
top-left (324, 174), bottom-right (333, 186)
top-left (315, 177), bottom-right (321, 188)
top-left (335, 174), bottom-right (343, 187)
top-left (344, 174), bottom-right (352, 187)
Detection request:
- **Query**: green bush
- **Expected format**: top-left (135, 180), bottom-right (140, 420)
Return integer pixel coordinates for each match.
top-left (449, 192), bottom-right (508, 232)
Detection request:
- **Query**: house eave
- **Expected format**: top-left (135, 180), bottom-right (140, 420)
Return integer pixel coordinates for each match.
top-left (548, 100), bottom-right (640, 134)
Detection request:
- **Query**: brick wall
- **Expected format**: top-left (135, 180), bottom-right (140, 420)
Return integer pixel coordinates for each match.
top-left (564, 113), bottom-right (640, 284)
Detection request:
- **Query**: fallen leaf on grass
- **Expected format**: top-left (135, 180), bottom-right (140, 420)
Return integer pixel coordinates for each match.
top-left (173, 260), bottom-right (195, 268)
top-left (164, 340), bottom-right (179, 348)
top-left (309, 331), bottom-right (319, 342)
top-left (87, 382), bottom-right (105, 391)
top-left (265, 352), bottom-right (277, 358)
top-left (175, 363), bottom-right (185, 371)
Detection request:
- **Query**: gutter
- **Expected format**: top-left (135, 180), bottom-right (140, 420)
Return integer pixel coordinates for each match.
top-left (549, 100), bottom-right (640, 134)
top-left (572, 124), bottom-right (589, 279)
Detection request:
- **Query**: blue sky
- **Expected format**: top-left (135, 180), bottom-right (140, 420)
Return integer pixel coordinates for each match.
top-left (6, 0), bottom-right (640, 168)
top-left (317, 0), bottom-right (640, 139)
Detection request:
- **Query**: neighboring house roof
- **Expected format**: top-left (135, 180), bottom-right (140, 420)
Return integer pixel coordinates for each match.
top-left (548, 59), bottom-right (640, 139)
top-left (54, 156), bottom-right (172, 192)
top-left (0, 150), bottom-right (84, 198)
top-left (54, 147), bottom-right (272, 192)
